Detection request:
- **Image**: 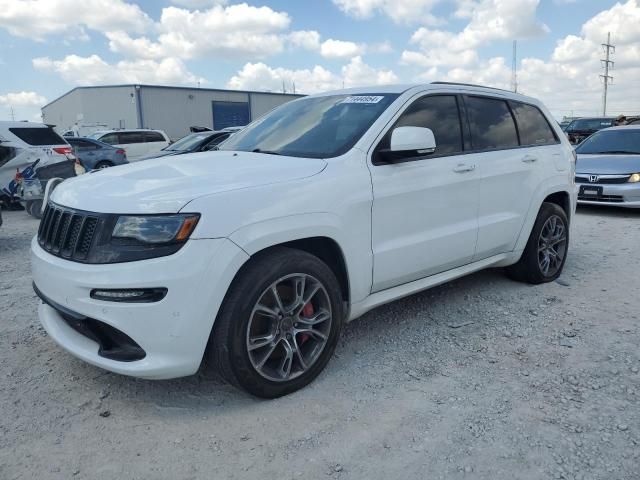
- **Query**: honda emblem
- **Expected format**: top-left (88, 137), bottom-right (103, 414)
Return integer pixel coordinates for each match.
top-left (589, 175), bottom-right (599, 183)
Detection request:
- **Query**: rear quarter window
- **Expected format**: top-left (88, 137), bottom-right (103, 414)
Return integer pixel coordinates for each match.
top-left (0, 146), bottom-right (18, 167)
top-left (465, 96), bottom-right (519, 151)
top-left (9, 127), bottom-right (66, 146)
top-left (510, 102), bottom-right (559, 146)
top-left (145, 131), bottom-right (166, 142)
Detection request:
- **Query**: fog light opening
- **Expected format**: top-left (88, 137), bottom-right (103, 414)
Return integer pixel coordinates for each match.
top-left (90, 288), bottom-right (167, 303)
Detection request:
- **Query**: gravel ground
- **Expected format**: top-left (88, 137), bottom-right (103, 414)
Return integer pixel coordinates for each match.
top-left (1, 206), bottom-right (639, 480)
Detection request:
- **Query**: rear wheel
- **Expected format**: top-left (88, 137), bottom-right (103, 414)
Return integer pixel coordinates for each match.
top-left (94, 161), bottom-right (113, 169)
top-left (209, 247), bottom-right (344, 398)
top-left (506, 202), bottom-right (569, 284)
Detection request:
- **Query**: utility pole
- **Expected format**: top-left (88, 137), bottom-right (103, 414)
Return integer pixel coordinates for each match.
top-left (600, 32), bottom-right (615, 116)
top-left (511, 40), bottom-right (518, 93)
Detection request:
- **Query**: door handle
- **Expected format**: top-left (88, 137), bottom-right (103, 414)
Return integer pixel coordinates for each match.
top-left (521, 155), bottom-right (538, 163)
top-left (452, 164), bottom-right (475, 173)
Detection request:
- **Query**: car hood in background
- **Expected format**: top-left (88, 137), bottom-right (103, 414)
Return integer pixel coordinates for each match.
top-left (51, 151), bottom-right (327, 213)
top-left (576, 154), bottom-right (640, 174)
top-left (137, 150), bottom-right (185, 161)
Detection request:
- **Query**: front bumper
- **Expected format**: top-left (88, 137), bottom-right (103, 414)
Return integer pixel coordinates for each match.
top-left (32, 236), bottom-right (249, 379)
top-left (577, 182), bottom-right (640, 208)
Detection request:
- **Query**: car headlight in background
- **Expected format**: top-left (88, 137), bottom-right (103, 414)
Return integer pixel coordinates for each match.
top-left (628, 173), bottom-right (640, 183)
top-left (112, 214), bottom-right (200, 244)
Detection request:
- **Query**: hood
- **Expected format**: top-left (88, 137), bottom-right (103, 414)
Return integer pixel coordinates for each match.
top-left (576, 154), bottom-right (640, 174)
top-left (138, 150), bottom-right (184, 161)
top-left (51, 151), bottom-right (327, 213)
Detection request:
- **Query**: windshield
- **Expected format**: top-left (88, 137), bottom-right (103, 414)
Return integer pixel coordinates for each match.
top-left (166, 132), bottom-right (211, 151)
top-left (567, 118), bottom-right (613, 131)
top-left (219, 94), bottom-right (400, 158)
top-left (576, 129), bottom-right (640, 155)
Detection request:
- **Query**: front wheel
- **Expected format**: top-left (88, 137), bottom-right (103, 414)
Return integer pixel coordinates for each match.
top-left (506, 202), bottom-right (569, 284)
top-left (209, 247), bottom-right (344, 398)
top-left (94, 161), bottom-right (113, 170)
top-left (26, 200), bottom-right (43, 219)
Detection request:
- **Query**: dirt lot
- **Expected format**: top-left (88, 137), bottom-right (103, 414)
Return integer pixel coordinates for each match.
top-left (1, 206), bottom-right (639, 480)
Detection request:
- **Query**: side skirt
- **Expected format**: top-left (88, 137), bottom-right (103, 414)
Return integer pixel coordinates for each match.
top-left (348, 253), bottom-right (511, 322)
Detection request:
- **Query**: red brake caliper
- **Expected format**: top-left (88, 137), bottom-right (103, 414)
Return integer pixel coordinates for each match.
top-left (299, 302), bottom-right (314, 344)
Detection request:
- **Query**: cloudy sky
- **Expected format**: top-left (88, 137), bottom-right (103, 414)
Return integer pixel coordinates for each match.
top-left (0, 0), bottom-right (639, 122)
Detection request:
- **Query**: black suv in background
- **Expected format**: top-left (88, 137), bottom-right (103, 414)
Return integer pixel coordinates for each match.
top-left (565, 117), bottom-right (614, 144)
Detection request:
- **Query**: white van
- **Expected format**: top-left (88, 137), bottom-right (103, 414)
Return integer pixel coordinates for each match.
top-left (32, 83), bottom-right (576, 398)
top-left (88, 129), bottom-right (170, 161)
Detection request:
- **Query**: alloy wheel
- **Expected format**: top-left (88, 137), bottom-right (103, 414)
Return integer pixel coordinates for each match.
top-left (246, 274), bottom-right (332, 382)
top-left (537, 214), bottom-right (567, 277)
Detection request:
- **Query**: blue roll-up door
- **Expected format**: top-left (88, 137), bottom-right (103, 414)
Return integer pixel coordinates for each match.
top-left (212, 101), bottom-right (250, 130)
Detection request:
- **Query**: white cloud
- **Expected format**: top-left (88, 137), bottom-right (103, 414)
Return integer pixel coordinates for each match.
top-left (0, 0), bottom-right (152, 40)
top-left (341, 56), bottom-right (398, 86)
top-left (170, 0), bottom-right (227, 8)
top-left (227, 57), bottom-right (398, 93)
top-left (320, 39), bottom-right (366, 59)
top-left (33, 55), bottom-right (204, 86)
top-left (402, 0), bottom-right (547, 69)
top-left (288, 30), bottom-right (321, 51)
top-left (406, 0), bottom-right (640, 118)
top-left (332, 0), bottom-right (443, 25)
top-left (0, 91), bottom-right (47, 107)
top-left (105, 4), bottom-right (291, 60)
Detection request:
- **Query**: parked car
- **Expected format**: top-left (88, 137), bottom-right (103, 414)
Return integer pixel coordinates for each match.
top-left (32, 83), bottom-right (576, 398)
top-left (66, 137), bottom-right (128, 170)
top-left (138, 128), bottom-right (237, 161)
top-left (565, 117), bottom-right (614, 144)
top-left (575, 125), bottom-right (640, 207)
top-left (88, 129), bottom-right (170, 161)
top-left (0, 121), bottom-right (77, 216)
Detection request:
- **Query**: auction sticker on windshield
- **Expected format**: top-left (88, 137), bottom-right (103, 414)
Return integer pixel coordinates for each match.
top-left (340, 96), bottom-right (385, 104)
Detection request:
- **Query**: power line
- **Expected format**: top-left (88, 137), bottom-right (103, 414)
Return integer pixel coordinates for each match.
top-left (600, 32), bottom-right (615, 116)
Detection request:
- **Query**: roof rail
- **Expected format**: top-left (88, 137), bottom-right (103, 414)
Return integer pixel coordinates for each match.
top-left (431, 81), bottom-right (514, 93)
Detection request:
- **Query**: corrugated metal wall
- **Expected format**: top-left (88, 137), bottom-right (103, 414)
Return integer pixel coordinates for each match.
top-left (139, 87), bottom-right (302, 140)
top-left (43, 86), bottom-right (139, 133)
top-left (42, 86), bottom-right (302, 140)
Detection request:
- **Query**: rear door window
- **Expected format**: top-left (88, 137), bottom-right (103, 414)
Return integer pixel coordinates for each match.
top-left (9, 127), bottom-right (66, 146)
top-left (118, 132), bottom-right (145, 144)
top-left (144, 131), bottom-right (165, 142)
top-left (465, 96), bottom-right (519, 151)
top-left (510, 102), bottom-right (558, 146)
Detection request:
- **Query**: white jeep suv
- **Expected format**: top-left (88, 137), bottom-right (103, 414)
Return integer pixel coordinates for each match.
top-left (32, 83), bottom-right (576, 397)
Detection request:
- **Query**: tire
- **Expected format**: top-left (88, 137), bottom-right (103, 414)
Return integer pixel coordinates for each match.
top-left (94, 161), bottom-right (113, 169)
top-left (209, 247), bottom-right (344, 398)
top-left (28, 200), bottom-right (43, 219)
top-left (506, 202), bottom-right (569, 284)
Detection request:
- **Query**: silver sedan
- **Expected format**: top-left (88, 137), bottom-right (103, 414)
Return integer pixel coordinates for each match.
top-left (575, 126), bottom-right (640, 208)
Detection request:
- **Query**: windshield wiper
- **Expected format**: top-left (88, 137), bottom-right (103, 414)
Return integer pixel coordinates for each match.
top-left (252, 148), bottom-right (281, 156)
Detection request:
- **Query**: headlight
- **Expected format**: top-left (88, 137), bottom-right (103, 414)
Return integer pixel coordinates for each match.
top-left (112, 214), bottom-right (200, 244)
top-left (628, 173), bottom-right (640, 183)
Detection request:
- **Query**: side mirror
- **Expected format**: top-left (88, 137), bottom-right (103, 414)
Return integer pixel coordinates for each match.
top-left (390, 126), bottom-right (437, 153)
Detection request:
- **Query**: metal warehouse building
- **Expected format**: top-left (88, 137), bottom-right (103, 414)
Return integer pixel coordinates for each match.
top-left (41, 85), bottom-right (304, 140)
